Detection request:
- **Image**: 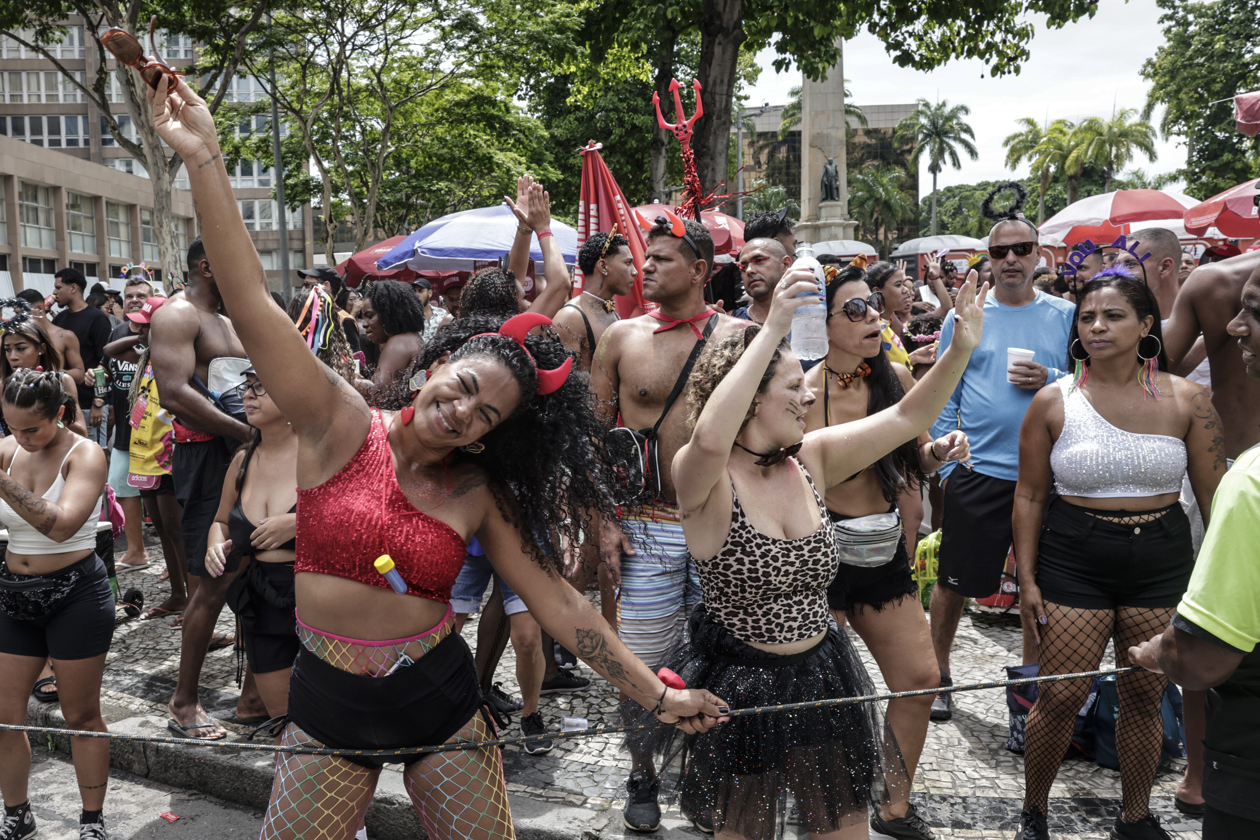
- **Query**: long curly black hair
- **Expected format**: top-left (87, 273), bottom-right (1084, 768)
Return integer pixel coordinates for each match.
top-left (824, 267), bottom-right (926, 503)
top-left (459, 267), bottom-right (525, 319)
top-left (375, 315), bottom-right (616, 570)
top-left (365, 279), bottom-right (426, 339)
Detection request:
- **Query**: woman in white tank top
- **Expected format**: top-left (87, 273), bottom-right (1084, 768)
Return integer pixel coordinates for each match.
top-left (1013, 271), bottom-right (1226, 840)
top-left (0, 368), bottom-right (111, 840)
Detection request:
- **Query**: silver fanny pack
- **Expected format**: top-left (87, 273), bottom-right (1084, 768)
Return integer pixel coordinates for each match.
top-left (831, 511), bottom-right (903, 567)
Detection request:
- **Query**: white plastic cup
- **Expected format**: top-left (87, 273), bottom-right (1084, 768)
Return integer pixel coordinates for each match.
top-left (1007, 347), bottom-right (1036, 383)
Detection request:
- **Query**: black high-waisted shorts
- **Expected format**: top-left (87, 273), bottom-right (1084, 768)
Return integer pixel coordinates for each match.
top-left (1035, 497), bottom-right (1193, 610)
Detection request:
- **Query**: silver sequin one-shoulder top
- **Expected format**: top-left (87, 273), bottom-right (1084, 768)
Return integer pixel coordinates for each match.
top-left (1050, 378), bottom-right (1187, 499)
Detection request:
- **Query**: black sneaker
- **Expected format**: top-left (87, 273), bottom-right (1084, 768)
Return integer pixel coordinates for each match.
top-left (623, 770), bottom-right (661, 832)
top-left (79, 819), bottom-right (110, 840)
top-left (487, 682), bottom-right (523, 713)
top-left (870, 802), bottom-right (936, 839)
top-left (520, 712), bottom-right (554, 755)
top-left (689, 811), bottom-right (714, 834)
top-left (540, 671), bottom-right (590, 694)
top-left (0, 804), bottom-right (35, 840)
top-left (1110, 813), bottom-right (1172, 840)
top-left (1017, 810), bottom-right (1049, 840)
top-left (554, 641), bottom-right (579, 671)
top-left (930, 671), bottom-right (952, 722)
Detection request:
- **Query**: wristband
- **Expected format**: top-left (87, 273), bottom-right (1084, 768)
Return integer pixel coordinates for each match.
top-left (654, 686), bottom-right (668, 716)
top-left (517, 225), bottom-right (531, 236)
top-left (931, 440), bottom-right (945, 461)
top-left (537, 229), bottom-right (554, 240)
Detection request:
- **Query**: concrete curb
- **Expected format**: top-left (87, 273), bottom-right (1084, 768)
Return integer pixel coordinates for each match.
top-left (25, 699), bottom-right (706, 839)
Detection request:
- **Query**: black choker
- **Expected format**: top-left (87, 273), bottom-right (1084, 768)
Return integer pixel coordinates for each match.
top-left (733, 441), bottom-right (802, 467)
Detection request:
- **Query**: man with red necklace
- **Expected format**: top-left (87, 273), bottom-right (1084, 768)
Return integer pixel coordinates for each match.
top-left (591, 213), bottom-right (741, 833)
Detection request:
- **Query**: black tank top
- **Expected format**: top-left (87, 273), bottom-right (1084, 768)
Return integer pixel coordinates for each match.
top-left (228, 498), bottom-right (297, 562)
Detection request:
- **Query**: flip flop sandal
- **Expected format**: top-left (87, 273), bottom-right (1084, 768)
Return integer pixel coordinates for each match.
top-left (223, 713), bottom-right (271, 727)
top-left (114, 560), bottom-right (151, 572)
top-left (31, 676), bottom-right (58, 704)
top-left (207, 633), bottom-right (235, 652)
top-left (167, 718), bottom-right (226, 741)
top-left (141, 606), bottom-right (183, 621)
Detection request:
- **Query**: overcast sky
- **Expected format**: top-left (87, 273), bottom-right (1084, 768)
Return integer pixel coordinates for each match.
top-left (743, 0), bottom-right (1185, 194)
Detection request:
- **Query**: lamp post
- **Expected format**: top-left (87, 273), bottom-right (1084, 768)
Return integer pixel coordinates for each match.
top-left (735, 102), bottom-right (770, 220)
top-left (267, 14), bottom-right (290, 293)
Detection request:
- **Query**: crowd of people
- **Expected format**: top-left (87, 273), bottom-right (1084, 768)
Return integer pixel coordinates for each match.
top-left (0, 70), bottom-right (1257, 840)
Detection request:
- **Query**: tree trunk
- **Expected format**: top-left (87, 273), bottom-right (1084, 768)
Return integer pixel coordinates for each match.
top-left (129, 82), bottom-right (183, 294)
top-left (693, 0), bottom-right (745, 214)
top-left (1038, 169), bottom-right (1049, 224)
top-left (930, 170), bottom-right (938, 236)
top-left (1104, 167), bottom-right (1113, 194)
top-left (649, 33), bottom-right (677, 204)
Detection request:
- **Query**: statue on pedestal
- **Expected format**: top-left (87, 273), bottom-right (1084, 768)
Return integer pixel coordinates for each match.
top-left (821, 158), bottom-right (840, 203)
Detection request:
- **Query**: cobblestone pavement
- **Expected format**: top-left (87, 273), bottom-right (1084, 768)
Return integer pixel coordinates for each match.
top-left (98, 530), bottom-right (1201, 839)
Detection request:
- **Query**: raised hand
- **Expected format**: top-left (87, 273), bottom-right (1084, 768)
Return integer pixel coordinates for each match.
top-left (766, 268), bottom-right (823, 338)
top-left (146, 73), bottom-right (218, 167)
top-left (948, 269), bottom-right (988, 353)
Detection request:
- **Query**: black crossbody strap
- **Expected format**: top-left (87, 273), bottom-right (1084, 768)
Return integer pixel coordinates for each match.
top-left (560, 304), bottom-right (598, 363)
top-left (648, 314), bottom-right (716, 439)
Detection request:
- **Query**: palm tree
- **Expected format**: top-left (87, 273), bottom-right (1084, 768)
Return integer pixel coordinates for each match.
top-left (895, 99), bottom-right (978, 236)
top-left (1114, 168), bottom-right (1178, 191)
top-left (1067, 109), bottom-right (1158, 193)
top-left (849, 164), bottom-right (916, 258)
top-left (778, 84), bottom-right (867, 141)
top-left (1003, 117), bottom-right (1070, 224)
top-left (743, 181), bottom-right (800, 220)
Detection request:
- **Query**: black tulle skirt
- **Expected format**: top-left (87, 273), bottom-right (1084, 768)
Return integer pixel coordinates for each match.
top-left (626, 606), bottom-right (909, 840)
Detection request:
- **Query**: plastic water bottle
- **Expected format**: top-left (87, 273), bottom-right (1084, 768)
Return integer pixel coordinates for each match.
top-left (789, 244), bottom-right (828, 360)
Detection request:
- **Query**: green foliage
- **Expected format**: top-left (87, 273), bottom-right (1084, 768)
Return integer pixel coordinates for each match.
top-left (849, 164), bottom-right (916, 258)
top-left (896, 99), bottom-right (978, 236)
top-left (920, 171), bottom-right (1108, 238)
top-left (743, 181), bottom-right (798, 219)
top-left (777, 83), bottom-right (865, 141)
top-left (1142, 0), bottom-right (1260, 199)
top-left (1113, 168), bottom-right (1178, 191)
top-left (1066, 109), bottom-right (1158, 193)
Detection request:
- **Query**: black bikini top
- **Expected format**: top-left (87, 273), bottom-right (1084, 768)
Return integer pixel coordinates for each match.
top-left (227, 497), bottom-right (297, 561)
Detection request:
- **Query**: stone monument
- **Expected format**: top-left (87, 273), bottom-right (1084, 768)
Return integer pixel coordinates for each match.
top-left (796, 38), bottom-right (858, 243)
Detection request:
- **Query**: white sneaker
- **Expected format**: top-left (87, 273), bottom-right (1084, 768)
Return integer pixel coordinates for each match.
top-left (355, 828), bottom-right (368, 840)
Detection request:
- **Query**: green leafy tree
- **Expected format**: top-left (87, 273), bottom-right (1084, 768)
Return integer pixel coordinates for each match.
top-left (1114, 168), bottom-right (1178, 191)
top-left (921, 170), bottom-right (1109, 238)
top-left (1142, 0), bottom-right (1260, 199)
top-left (849, 164), bottom-right (915, 258)
top-left (895, 99), bottom-right (978, 236)
top-left (1067, 109), bottom-right (1158, 193)
top-left (742, 181), bottom-right (799, 219)
top-left (0, 0), bottom-right (269, 290)
top-left (777, 83), bottom-right (866, 140)
top-left (1003, 117), bottom-right (1070, 224)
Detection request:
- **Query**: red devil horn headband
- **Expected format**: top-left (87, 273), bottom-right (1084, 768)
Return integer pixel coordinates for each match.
top-left (470, 312), bottom-right (573, 396)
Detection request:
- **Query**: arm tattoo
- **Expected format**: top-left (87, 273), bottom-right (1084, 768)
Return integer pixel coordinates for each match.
top-left (574, 627), bottom-right (638, 692)
top-left (196, 152), bottom-right (222, 169)
top-left (1191, 391), bottom-right (1226, 471)
top-left (0, 474), bottom-right (58, 535)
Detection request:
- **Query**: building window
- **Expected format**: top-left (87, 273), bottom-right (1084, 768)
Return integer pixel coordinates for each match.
top-left (225, 75), bottom-right (267, 103)
top-left (0, 255), bottom-right (8, 272)
top-left (23, 257), bottom-right (57, 275)
top-left (2, 70), bottom-right (80, 104)
top-left (140, 208), bottom-right (161, 262)
top-left (238, 199), bottom-right (273, 231)
top-left (99, 114), bottom-right (140, 147)
top-left (0, 115), bottom-right (91, 148)
top-left (230, 160), bottom-right (273, 189)
top-left (157, 31), bottom-right (193, 59)
top-left (0, 26), bottom-right (83, 59)
top-left (172, 163), bottom-right (188, 190)
top-left (69, 261), bottom-right (98, 278)
top-left (290, 250), bottom-right (306, 269)
top-left (105, 74), bottom-right (125, 104)
top-left (18, 182), bottom-right (55, 250)
top-left (174, 217), bottom-right (189, 255)
top-left (103, 157), bottom-right (148, 178)
top-left (106, 202), bottom-right (131, 259)
top-left (66, 193), bottom-right (96, 254)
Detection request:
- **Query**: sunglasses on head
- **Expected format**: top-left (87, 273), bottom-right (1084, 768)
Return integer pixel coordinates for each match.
top-left (989, 242), bottom-right (1036, 260)
top-left (827, 291), bottom-right (885, 322)
top-left (101, 16), bottom-right (183, 91)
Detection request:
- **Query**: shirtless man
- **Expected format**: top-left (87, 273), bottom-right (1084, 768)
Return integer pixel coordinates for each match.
top-left (591, 215), bottom-right (741, 833)
top-left (1160, 248), bottom-right (1260, 814)
top-left (556, 230), bottom-right (636, 628)
top-left (16, 289), bottom-right (85, 388)
top-left (150, 236), bottom-right (258, 740)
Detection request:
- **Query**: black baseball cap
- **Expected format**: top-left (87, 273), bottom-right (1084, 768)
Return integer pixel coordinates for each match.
top-left (297, 266), bottom-right (343, 295)
top-left (412, 277), bottom-right (432, 290)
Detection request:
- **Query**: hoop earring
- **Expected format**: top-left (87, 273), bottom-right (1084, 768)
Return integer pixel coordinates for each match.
top-left (1069, 338), bottom-right (1089, 391)
top-left (1137, 334), bottom-right (1162, 400)
top-left (461, 441), bottom-right (485, 454)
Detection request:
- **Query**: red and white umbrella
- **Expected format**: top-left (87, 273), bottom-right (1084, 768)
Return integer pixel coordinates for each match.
top-left (337, 234), bottom-right (416, 288)
top-left (1184, 178), bottom-right (1260, 238)
top-left (633, 205), bottom-right (746, 257)
top-left (577, 142), bottom-right (650, 317)
top-left (1039, 189), bottom-right (1199, 245)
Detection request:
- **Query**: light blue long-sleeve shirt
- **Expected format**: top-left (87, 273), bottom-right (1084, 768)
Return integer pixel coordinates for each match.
top-left (930, 290), bottom-right (1076, 482)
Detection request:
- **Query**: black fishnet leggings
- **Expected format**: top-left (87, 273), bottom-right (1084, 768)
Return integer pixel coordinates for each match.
top-left (1022, 602), bottom-right (1174, 822)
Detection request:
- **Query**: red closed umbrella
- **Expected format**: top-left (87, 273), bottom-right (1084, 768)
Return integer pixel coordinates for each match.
top-left (1184, 178), bottom-right (1260, 238)
top-left (337, 235), bottom-right (416, 288)
top-left (577, 142), bottom-right (650, 317)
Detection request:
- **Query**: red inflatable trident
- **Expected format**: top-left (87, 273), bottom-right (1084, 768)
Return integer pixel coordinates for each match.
top-left (653, 79), bottom-right (706, 218)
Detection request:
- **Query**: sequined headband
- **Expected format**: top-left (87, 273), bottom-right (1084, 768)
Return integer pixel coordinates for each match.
top-left (469, 312), bottom-right (573, 396)
top-left (0, 297), bottom-right (33, 333)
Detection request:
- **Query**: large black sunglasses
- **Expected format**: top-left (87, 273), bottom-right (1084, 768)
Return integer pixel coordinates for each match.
top-left (989, 241), bottom-right (1036, 259)
top-left (827, 291), bottom-right (885, 322)
top-left (234, 380), bottom-right (266, 399)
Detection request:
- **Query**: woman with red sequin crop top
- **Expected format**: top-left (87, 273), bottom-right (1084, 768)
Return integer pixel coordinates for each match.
top-left (634, 266), bottom-right (988, 838)
top-left (147, 73), bottom-right (727, 840)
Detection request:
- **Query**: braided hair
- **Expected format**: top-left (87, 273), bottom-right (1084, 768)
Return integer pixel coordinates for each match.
top-left (981, 181), bottom-right (1038, 238)
top-left (3, 367), bottom-right (77, 425)
top-left (377, 316), bottom-right (616, 570)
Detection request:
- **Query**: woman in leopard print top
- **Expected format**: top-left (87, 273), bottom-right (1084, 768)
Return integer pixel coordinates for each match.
top-left (635, 265), bottom-right (988, 840)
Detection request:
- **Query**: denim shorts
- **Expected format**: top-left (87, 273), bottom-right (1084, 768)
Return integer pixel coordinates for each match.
top-left (449, 552), bottom-right (526, 616)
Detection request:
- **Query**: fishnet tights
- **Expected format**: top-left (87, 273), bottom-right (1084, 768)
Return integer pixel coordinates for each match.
top-left (295, 614), bottom-right (456, 677)
top-left (260, 714), bottom-right (514, 840)
top-left (1022, 602), bottom-right (1174, 822)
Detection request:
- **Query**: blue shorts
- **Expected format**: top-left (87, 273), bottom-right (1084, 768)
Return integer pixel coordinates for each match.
top-left (449, 552), bottom-right (526, 616)
top-left (619, 505), bottom-right (703, 670)
top-left (107, 449), bottom-right (140, 498)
